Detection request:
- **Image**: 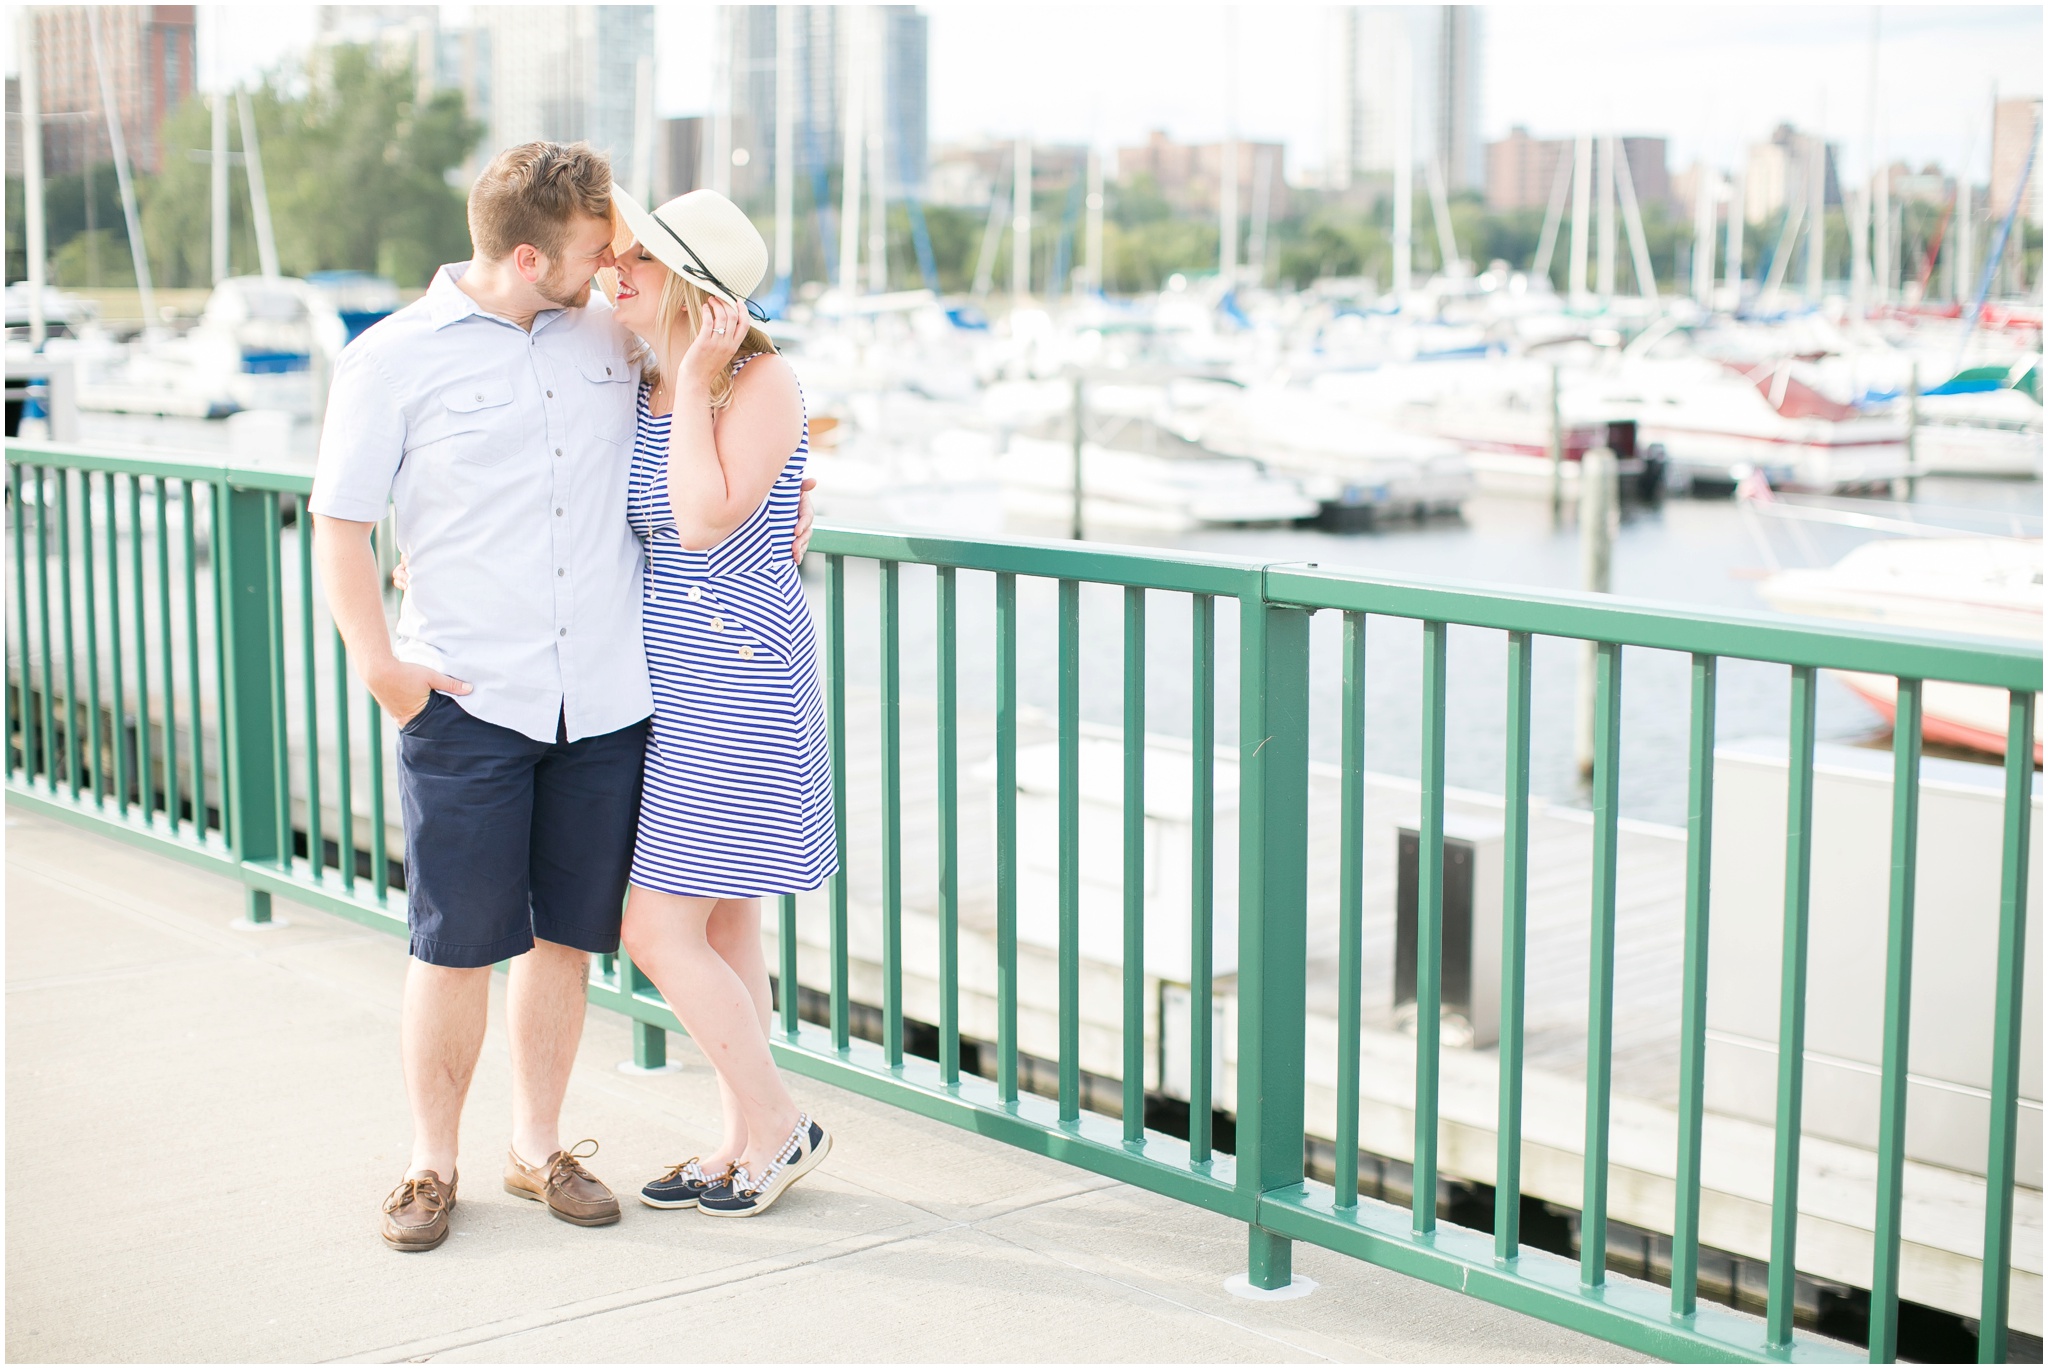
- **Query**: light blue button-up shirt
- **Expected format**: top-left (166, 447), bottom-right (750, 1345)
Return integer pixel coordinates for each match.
top-left (310, 263), bottom-right (652, 743)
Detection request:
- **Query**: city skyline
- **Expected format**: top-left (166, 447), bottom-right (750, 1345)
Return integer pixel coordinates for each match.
top-left (5, 4), bottom-right (2038, 190)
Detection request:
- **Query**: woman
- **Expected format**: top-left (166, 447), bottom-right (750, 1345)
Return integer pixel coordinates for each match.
top-left (605, 186), bottom-right (836, 1218)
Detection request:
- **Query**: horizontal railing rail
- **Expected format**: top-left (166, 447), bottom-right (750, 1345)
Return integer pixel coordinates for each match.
top-left (5, 438), bottom-right (2039, 1364)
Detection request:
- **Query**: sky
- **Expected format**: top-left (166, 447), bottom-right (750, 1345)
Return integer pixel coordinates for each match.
top-left (15, 3), bottom-right (2043, 186)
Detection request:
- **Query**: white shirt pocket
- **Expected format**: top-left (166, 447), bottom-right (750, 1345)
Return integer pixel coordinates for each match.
top-left (411, 380), bottom-right (524, 467)
top-left (578, 354), bottom-right (638, 448)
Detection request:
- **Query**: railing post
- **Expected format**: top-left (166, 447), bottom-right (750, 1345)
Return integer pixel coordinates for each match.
top-left (217, 484), bottom-right (281, 924)
top-left (1237, 592), bottom-right (1311, 1291)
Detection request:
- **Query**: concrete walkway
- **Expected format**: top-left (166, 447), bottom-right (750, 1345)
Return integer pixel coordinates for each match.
top-left (6, 809), bottom-right (1642, 1363)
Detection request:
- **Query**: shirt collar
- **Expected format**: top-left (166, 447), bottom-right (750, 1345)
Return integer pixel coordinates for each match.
top-left (425, 261), bottom-right (568, 333)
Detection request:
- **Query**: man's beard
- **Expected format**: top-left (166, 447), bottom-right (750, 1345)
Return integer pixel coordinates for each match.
top-left (534, 257), bottom-right (591, 309)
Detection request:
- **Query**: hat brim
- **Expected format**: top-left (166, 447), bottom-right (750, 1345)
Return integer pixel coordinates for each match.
top-left (610, 186), bottom-right (744, 307)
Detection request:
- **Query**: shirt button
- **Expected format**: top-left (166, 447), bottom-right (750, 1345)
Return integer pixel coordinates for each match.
top-left (557, 568), bottom-right (565, 577)
top-left (559, 628), bottom-right (567, 637)
top-left (555, 508), bottom-right (564, 516)
top-left (709, 615), bottom-right (725, 632)
top-left (606, 366), bottom-right (613, 376)
top-left (546, 389), bottom-right (554, 398)
top-left (555, 447), bottom-right (563, 457)
top-left (474, 392), bottom-right (484, 401)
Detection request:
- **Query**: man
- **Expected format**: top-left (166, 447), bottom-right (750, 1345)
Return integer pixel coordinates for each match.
top-left (311, 142), bottom-right (809, 1252)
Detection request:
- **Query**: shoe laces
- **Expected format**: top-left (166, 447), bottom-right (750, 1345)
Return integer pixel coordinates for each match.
top-left (546, 1137), bottom-right (602, 1190)
top-left (384, 1176), bottom-right (447, 1215)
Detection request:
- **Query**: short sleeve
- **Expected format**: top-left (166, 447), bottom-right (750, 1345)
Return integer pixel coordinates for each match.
top-left (309, 346), bottom-right (404, 522)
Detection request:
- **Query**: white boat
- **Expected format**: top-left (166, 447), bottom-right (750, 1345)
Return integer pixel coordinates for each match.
top-left (1168, 384), bottom-right (1474, 522)
top-left (1759, 536), bottom-right (2045, 761)
top-left (74, 276), bottom-right (357, 420)
top-left (997, 432), bottom-right (1318, 531)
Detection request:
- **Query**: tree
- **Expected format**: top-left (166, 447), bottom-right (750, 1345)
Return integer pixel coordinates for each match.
top-left (143, 44), bottom-right (481, 288)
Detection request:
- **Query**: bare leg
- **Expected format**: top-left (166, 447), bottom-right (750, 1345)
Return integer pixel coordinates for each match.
top-left (402, 959), bottom-right (492, 1179)
top-left (705, 899), bottom-right (774, 1170)
top-left (506, 938), bottom-right (593, 1164)
top-left (622, 888), bottom-right (800, 1178)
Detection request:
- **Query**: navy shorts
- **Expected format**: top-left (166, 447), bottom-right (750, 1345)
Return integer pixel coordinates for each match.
top-left (396, 692), bottom-right (649, 969)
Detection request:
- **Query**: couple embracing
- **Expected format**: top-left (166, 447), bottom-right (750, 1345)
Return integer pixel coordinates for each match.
top-left (309, 141), bottom-right (835, 1252)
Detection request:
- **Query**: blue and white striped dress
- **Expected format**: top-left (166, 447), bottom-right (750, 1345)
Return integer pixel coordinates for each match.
top-left (626, 356), bottom-right (836, 898)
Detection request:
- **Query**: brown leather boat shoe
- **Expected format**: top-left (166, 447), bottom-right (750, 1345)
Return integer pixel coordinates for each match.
top-left (504, 1139), bottom-right (620, 1227)
top-left (380, 1169), bottom-right (458, 1251)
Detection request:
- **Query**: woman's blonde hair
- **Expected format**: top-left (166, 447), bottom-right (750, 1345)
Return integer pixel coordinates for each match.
top-left (600, 247), bottom-right (777, 413)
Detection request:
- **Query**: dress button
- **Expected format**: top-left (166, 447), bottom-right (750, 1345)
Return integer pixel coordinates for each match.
top-left (738, 645), bottom-right (754, 660)
top-left (686, 586), bottom-right (703, 602)
top-left (709, 616), bottom-right (725, 632)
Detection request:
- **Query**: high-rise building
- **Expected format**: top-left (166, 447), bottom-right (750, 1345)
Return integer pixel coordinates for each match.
top-left (653, 116), bottom-right (706, 205)
top-left (1117, 130), bottom-right (1292, 219)
top-left (719, 5), bottom-right (928, 209)
top-left (1325, 5), bottom-right (1482, 193)
top-left (1486, 128), bottom-right (1669, 213)
top-left (1743, 124), bottom-right (1840, 223)
top-left (1990, 97), bottom-right (2042, 226)
top-left (32, 5), bottom-right (198, 176)
top-left (471, 7), bottom-right (655, 190)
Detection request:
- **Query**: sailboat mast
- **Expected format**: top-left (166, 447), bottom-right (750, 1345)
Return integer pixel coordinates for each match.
top-left (1691, 164), bottom-right (1716, 305)
top-left (1219, 9), bottom-right (1239, 291)
top-left (1597, 134), bottom-right (1616, 305)
top-left (210, 90), bottom-right (230, 282)
top-left (774, 5), bottom-right (796, 295)
top-left (1247, 146), bottom-right (1273, 287)
top-left (19, 10), bottom-right (47, 346)
top-left (236, 91), bottom-right (280, 278)
top-left (1725, 158), bottom-right (1746, 300)
top-left (1012, 136), bottom-right (1032, 302)
top-left (1804, 123), bottom-right (1824, 301)
top-left (87, 7), bottom-right (157, 325)
top-left (1569, 134), bottom-right (1592, 305)
top-left (1392, 38), bottom-right (1413, 296)
top-left (867, 8), bottom-right (887, 296)
top-left (837, 10), bottom-right (865, 297)
top-left (1614, 142), bottom-right (1656, 300)
top-left (1084, 145), bottom-right (1104, 295)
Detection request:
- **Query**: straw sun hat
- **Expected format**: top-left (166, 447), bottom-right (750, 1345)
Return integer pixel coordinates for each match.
top-left (611, 186), bottom-right (770, 321)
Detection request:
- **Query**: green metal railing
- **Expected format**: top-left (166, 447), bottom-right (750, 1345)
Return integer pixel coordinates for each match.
top-left (5, 439), bottom-right (2040, 1363)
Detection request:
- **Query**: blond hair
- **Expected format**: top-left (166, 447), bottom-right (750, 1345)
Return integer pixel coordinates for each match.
top-left (467, 141), bottom-right (614, 262)
top-left (639, 274), bottom-right (777, 414)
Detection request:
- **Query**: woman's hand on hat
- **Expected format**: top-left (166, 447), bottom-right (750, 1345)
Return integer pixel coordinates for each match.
top-left (676, 295), bottom-right (746, 399)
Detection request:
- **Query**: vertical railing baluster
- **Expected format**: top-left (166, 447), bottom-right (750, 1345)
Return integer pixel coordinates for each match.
top-left (334, 630), bottom-right (355, 894)
top-left (1766, 664), bottom-right (1819, 1346)
top-left (264, 493), bottom-right (290, 865)
top-left (995, 570), bottom-right (1019, 1104)
top-left (1672, 652), bottom-right (1717, 1313)
top-left (297, 496), bottom-right (322, 878)
top-left (106, 474), bottom-right (126, 814)
top-left (879, 559), bottom-right (903, 1068)
top-left (1582, 639), bottom-right (1624, 1285)
top-left (1239, 593), bottom-right (1313, 1291)
top-left (9, 464), bottom-right (30, 783)
top-left (82, 470), bottom-right (101, 805)
top-left (1336, 611), bottom-right (1367, 1208)
top-left (182, 483), bottom-right (205, 837)
top-left (367, 697), bottom-right (388, 898)
top-left (211, 483), bottom-right (231, 842)
top-left (1978, 689), bottom-right (2038, 1364)
top-left (1413, 619), bottom-right (1449, 1234)
top-left (1122, 585), bottom-right (1147, 1144)
top-left (219, 483), bottom-right (281, 924)
top-left (58, 469), bottom-right (79, 799)
top-left (1869, 677), bottom-right (1921, 1362)
top-left (36, 467), bottom-right (56, 793)
top-left (154, 479), bottom-right (179, 832)
top-left (777, 893), bottom-right (799, 1039)
top-left (825, 553), bottom-right (849, 1051)
top-left (128, 475), bottom-right (150, 819)
top-left (1057, 578), bottom-right (1082, 1124)
top-left (1496, 630), bottom-right (1534, 1255)
top-left (935, 564), bottom-right (960, 1083)
top-left (1188, 591), bottom-right (1215, 1163)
